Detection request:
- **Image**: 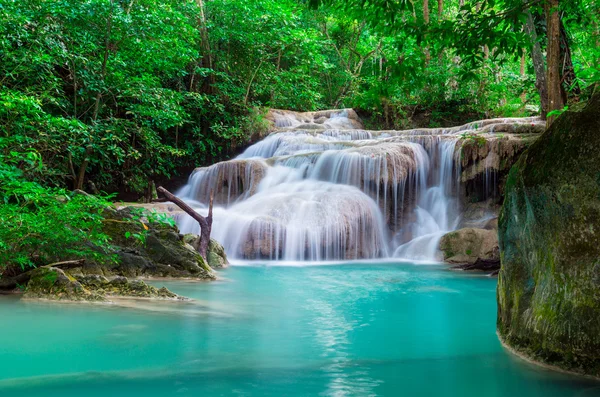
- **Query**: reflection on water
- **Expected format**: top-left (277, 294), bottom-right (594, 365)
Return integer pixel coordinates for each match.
top-left (0, 262), bottom-right (598, 397)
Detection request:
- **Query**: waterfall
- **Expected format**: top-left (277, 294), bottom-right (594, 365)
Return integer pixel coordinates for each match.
top-left (392, 139), bottom-right (460, 260)
top-left (176, 110), bottom-right (538, 262)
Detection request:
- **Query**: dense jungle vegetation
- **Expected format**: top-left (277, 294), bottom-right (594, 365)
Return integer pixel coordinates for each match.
top-left (1, 0), bottom-right (599, 270)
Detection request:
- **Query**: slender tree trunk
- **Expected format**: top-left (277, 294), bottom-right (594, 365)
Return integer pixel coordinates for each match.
top-left (559, 19), bottom-right (580, 103)
top-left (437, 0), bottom-right (443, 19)
top-left (524, 9), bottom-right (548, 119)
top-left (546, 0), bottom-right (563, 124)
top-left (520, 50), bottom-right (527, 102)
top-left (594, 20), bottom-right (600, 65)
top-left (244, 59), bottom-right (264, 106)
top-left (157, 187), bottom-right (213, 261)
top-left (92, 0), bottom-right (114, 123)
top-left (423, 0), bottom-right (430, 64)
top-left (193, 0), bottom-right (213, 94)
top-left (75, 145), bottom-right (93, 191)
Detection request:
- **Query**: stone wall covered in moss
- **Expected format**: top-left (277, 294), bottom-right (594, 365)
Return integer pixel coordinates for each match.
top-left (497, 92), bottom-right (600, 376)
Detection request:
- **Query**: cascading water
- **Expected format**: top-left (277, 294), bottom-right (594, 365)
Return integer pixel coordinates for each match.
top-left (176, 110), bottom-right (542, 262)
top-left (392, 138), bottom-right (461, 260)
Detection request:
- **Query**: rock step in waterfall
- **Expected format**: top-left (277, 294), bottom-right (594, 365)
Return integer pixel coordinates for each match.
top-left (176, 109), bottom-right (544, 262)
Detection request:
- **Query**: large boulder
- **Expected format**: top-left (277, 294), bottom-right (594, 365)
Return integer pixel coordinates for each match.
top-left (75, 207), bottom-right (216, 280)
top-left (439, 228), bottom-right (499, 265)
top-left (497, 92), bottom-right (600, 377)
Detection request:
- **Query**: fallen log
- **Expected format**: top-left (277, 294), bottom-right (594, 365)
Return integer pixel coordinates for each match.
top-left (157, 186), bottom-right (213, 261)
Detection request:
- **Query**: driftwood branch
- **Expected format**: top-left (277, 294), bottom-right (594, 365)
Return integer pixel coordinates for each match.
top-left (0, 259), bottom-right (86, 291)
top-left (157, 186), bottom-right (213, 261)
top-left (42, 259), bottom-right (86, 269)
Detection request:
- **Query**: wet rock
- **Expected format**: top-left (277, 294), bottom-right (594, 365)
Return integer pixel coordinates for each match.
top-left (207, 239), bottom-right (229, 268)
top-left (22, 268), bottom-right (182, 302)
top-left (76, 275), bottom-right (179, 299)
top-left (23, 268), bottom-right (106, 302)
top-left (182, 234), bottom-right (229, 269)
top-left (266, 108), bottom-right (364, 130)
top-left (184, 159), bottom-right (268, 205)
top-left (458, 200), bottom-right (500, 229)
top-left (72, 208), bottom-right (216, 280)
top-left (439, 228), bottom-right (499, 265)
top-left (498, 92), bottom-right (600, 377)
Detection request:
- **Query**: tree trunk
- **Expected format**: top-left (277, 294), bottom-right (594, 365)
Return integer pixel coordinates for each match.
top-left (157, 186), bottom-right (213, 261)
top-left (75, 145), bottom-right (93, 191)
top-left (423, 0), bottom-right (430, 63)
top-left (559, 19), bottom-right (580, 104)
top-left (92, 0), bottom-right (114, 123)
top-left (520, 50), bottom-right (526, 102)
top-left (546, 0), bottom-right (563, 124)
top-left (524, 9), bottom-right (548, 119)
top-left (193, 0), bottom-right (213, 94)
top-left (437, 0), bottom-right (443, 19)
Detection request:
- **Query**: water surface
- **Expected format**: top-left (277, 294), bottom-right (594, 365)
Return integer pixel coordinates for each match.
top-left (0, 262), bottom-right (598, 396)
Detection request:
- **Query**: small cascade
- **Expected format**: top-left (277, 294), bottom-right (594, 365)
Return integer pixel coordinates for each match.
top-left (176, 109), bottom-right (542, 262)
top-left (392, 139), bottom-right (461, 260)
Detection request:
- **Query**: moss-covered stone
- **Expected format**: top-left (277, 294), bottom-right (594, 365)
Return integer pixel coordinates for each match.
top-left (207, 238), bottom-right (229, 269)
top-left (24, 268), bottom-right (106, 302)
top-left (440, 228), bottom-right (499, 264)
top-left (76, 207), bottom-right (216, 280)
top-left (76, 275), bottom-right (180, 299)
top-left (182, 234), bottom-right (229, 269)
top-left (23, 269), bottom-right (182, 302)
top-left (497, 92), bottom-right (600, 377)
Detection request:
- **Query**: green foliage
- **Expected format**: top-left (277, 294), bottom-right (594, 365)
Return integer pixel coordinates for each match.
top-left (460, 132), bottom-right (487, 148)
top-left (0, 152), bottom-right (113, 270)
top-left (547, 105), bottom-right (569, 119)
top-left (0, 0), bottom-right (597, 201)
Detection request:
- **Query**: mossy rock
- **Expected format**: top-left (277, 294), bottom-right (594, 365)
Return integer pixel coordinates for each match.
top-left (80, 208), bottom-right (216, 280)
top-left (76, 275), bottom-right (179, 299)
top-left (207, 239), bottom-right (229, 269)
top-left (439, 228), bottom-right (499, 265)
top-left (497, 92), bottom-right (600, 377)
top-left (24, 268), bottom-right (106, 302)
top-left (182, 234), bottom-right (229, 269)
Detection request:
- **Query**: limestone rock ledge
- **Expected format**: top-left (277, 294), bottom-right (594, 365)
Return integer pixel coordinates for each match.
top-left (23, 268), bottom-right (183, 303)
top-left (497, 92), bottom-right (600, 377)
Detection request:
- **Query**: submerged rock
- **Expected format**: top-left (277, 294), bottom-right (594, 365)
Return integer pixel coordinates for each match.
top-left (497, 93), bottom-right (600, 377)
top-left (439, 228), bottom-right (499, 266)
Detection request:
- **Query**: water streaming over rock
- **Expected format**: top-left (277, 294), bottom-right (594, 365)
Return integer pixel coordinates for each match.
top-left (177, 110), bottom-right (542, 262)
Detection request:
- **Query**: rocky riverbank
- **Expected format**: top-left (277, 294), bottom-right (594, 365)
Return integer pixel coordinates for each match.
top-left (0, 205), bottom-right (228, 302)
